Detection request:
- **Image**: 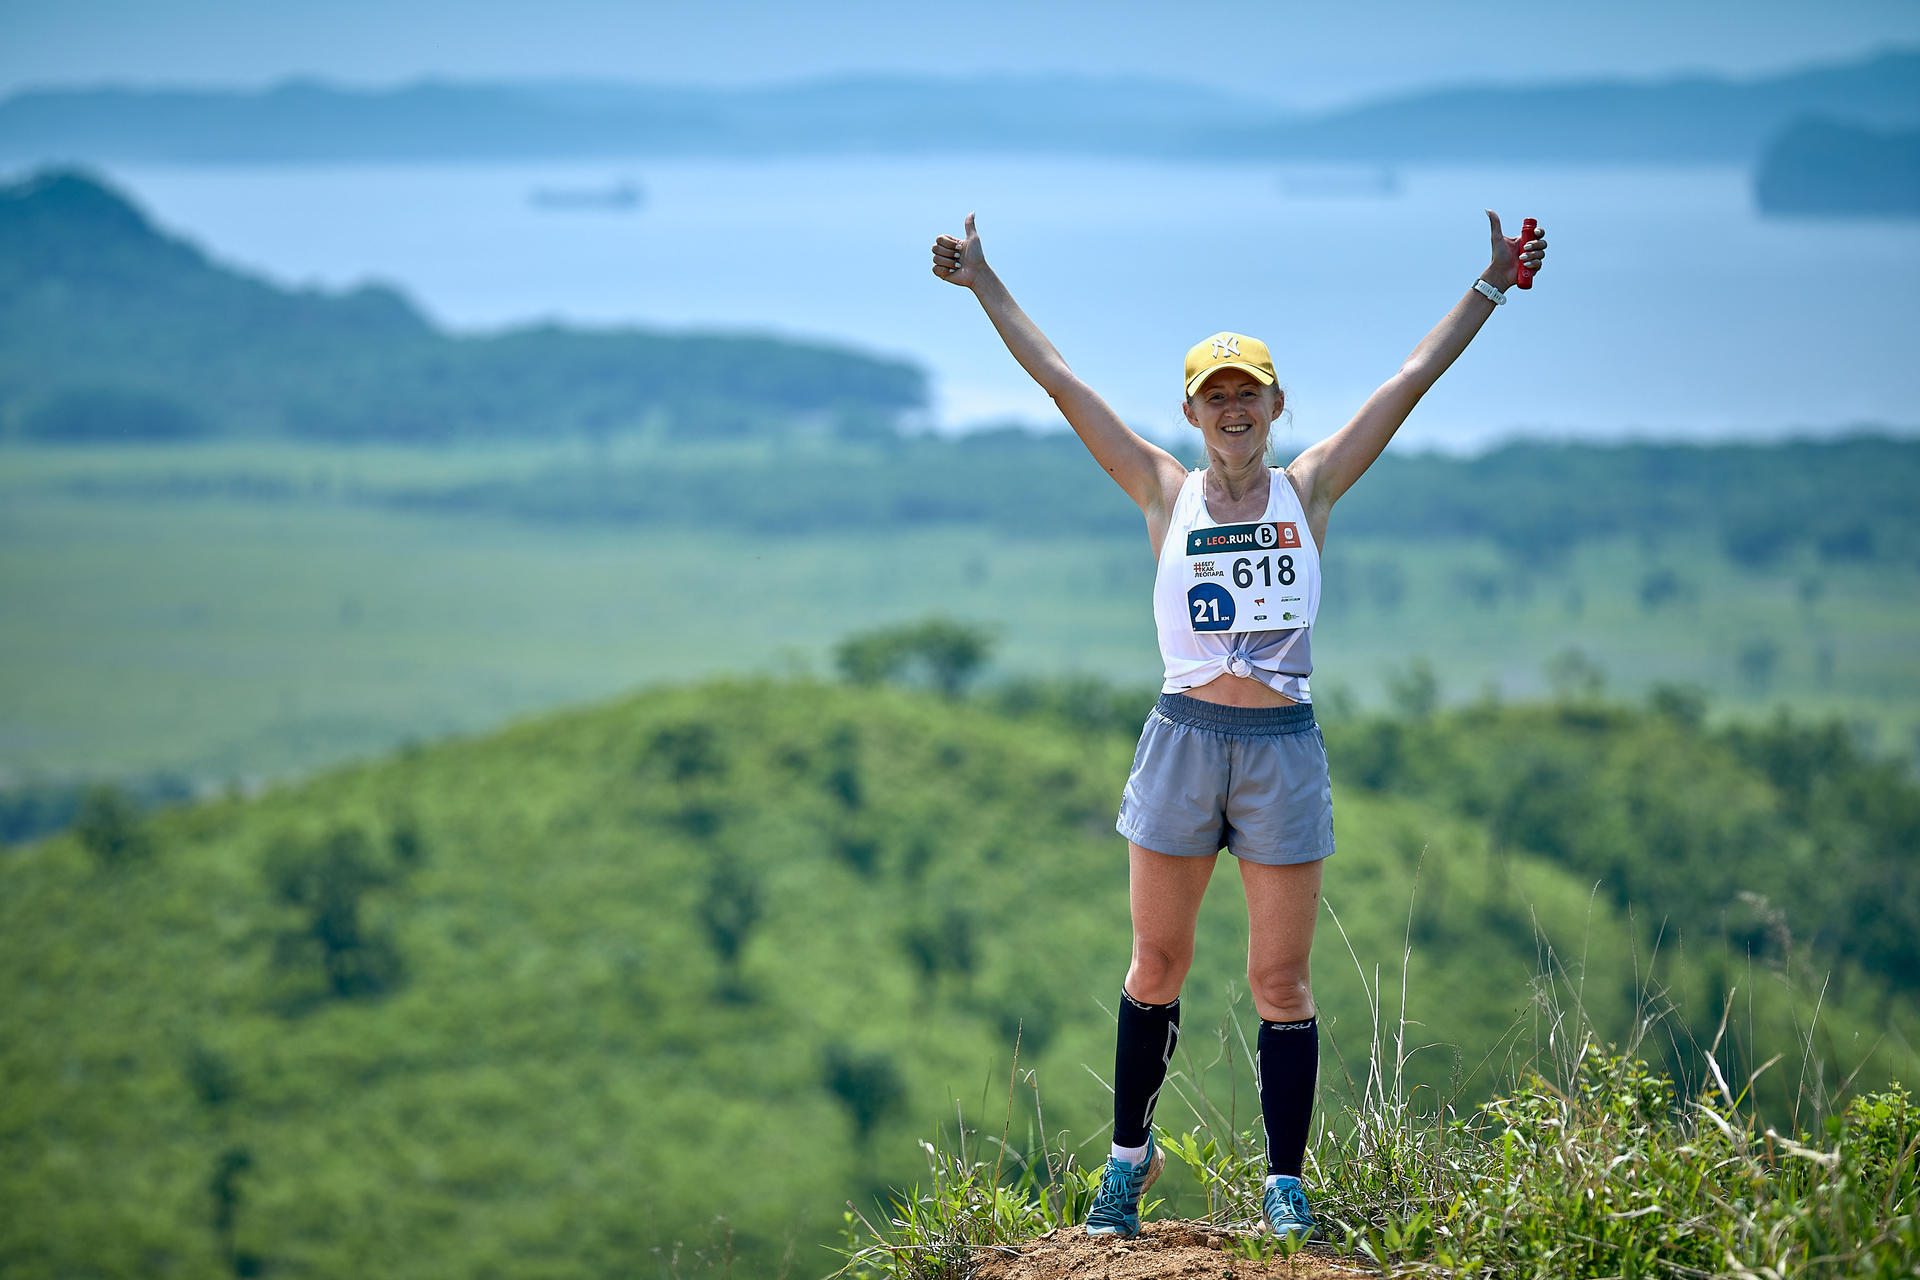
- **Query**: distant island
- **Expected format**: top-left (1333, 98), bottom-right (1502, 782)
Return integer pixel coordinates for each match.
top-left (1, 49), bottom-right (1916, 166)
top-left (0, 169), bottom-right (924, 443)
top-left (528, 179), bottom-right (643, 212)
top-left (1755, 116), bottom-right (1920, 217)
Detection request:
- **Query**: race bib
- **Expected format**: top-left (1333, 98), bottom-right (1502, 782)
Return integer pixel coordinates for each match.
top-left (1185, 521), bottom-right (1309, 633)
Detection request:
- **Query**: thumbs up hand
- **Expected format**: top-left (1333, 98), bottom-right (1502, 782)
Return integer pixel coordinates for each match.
top-left (932, 212), bottom-right (986, 289)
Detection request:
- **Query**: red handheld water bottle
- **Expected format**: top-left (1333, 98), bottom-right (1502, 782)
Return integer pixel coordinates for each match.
top-left (1514, 217), bottom-right (1538, 290)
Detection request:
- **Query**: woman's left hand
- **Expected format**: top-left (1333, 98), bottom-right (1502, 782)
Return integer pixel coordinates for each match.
top-left (1484, 210), bottom-right (1547, 291)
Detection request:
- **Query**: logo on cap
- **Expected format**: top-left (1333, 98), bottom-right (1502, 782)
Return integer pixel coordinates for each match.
top-left (1184, 331), bottom-right (1277, 397)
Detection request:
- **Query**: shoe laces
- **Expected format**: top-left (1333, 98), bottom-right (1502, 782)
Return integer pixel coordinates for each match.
top-left (1091, 1156), bottom-right (1146, 1215)
top-left (1266, 1178), bottom-right (1313, 1224)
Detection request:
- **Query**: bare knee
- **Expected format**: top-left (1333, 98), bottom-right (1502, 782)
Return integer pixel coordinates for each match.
top-left (1249, 968), bottom-right (1313, 1022)
top-left (1126, 939), bottom-right (1193, 1005)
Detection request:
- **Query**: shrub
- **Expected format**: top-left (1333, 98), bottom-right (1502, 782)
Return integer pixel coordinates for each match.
top-left (263, 825), bottom-right (405, 1001)
top-left (698, 863), bottom-right (759, 964)
top-left (834, 618), bottom-right (996, 697)
top-left (644, 721), bottom-right (729, 783)
top-left (824, 1045), bottom-right (907, 1148)
top-left (73, 783), bottom-right (154, 867)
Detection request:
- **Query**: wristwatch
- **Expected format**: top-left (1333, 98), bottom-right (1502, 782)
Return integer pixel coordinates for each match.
top-left (1473, 279), bottom-right (1507, 305)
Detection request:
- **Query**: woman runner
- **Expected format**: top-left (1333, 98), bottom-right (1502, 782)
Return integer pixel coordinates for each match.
top-left (929, 209), bottom-right (1547, 1238)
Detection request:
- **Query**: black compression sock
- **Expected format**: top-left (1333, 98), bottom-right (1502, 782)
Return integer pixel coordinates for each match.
top-left (1112, 989), bottom-right (1180, 1148)
top-left (1257, 1017), bottom-right (1318, 1178)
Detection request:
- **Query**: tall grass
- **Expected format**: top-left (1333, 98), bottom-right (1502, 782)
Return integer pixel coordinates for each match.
top-left (832, 901), bottom-right (1919, 1278)
top-left (831, 1028), bottom-right (1113, 1280)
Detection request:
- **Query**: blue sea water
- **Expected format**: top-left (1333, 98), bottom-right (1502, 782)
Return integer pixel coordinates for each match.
top-left (88, 156), bottom-right (1920, 451)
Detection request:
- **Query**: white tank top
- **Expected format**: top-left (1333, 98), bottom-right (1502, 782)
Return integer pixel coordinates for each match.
top-left (1152, 467), bottom-right (1321, 701)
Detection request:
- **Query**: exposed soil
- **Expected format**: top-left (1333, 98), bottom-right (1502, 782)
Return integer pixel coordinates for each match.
top-left (969, 1220), bottom-right (1373, 1279)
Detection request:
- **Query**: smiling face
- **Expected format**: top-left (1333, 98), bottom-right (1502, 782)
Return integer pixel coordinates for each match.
top-left (1183, 368), bottom-right (1284, 462)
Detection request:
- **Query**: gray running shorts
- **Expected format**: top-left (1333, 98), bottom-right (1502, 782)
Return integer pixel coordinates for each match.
top-left (1116, 693), bottom-right (1335, 866)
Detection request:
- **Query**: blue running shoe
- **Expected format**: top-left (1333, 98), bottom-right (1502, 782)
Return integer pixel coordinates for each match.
top-left (1262, 1174), bottom-right (1316, 1242)
top-left (1084, 1135), bottom-right (1164, 1237)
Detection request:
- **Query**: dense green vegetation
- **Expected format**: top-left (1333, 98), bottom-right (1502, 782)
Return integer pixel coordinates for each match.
top-left (22, 419), bottom-right (1920, 579)
top-left (0, 170), bottom-right (924, 443)
top-left (375, 428), bottom-right (1920, 574)
top-left (1331, 689), bottom-right (1920, 1085)
top-left (3, 674), bottom-right (1915, 1277)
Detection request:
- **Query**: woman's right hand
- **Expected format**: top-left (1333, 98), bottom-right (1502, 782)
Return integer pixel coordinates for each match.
top-left (931, 213), bottom-right (985, 288)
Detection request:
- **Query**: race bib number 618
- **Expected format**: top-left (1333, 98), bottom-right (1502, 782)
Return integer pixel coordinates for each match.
top-left (1184, 521), bottom-right (1308, 634)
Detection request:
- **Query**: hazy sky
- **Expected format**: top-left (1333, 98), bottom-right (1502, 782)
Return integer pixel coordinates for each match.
top-left (3, 0), bottom-right (1918, 106)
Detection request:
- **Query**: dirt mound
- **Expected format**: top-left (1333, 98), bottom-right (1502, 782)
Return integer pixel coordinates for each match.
top-left (969, 1220), bottom-right (1368, 1279)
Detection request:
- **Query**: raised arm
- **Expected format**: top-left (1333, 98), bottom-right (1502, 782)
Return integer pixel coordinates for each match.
top-left (933, 214), bottom-right (1186, 519)
top-left (1289, 211), bottom-right (1547, 530)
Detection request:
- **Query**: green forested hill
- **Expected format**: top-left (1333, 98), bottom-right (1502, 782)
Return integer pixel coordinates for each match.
top-left (3, 678), bottom-right (1914, 1278)
top-left (0, 170), bottom-right (925, 443)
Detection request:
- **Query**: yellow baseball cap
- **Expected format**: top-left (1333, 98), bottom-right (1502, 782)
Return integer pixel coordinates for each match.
top-left (1184, 332), bottom-right (1277, 398)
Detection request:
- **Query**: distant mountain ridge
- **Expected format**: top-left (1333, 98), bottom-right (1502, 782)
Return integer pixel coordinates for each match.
top-left (1247, 47), bottom-right (1920, 163)
top-left (0, 74), bottom-right (1253, 163)
top-left (3, 49), bottom-right (1917, 165)
top-left (1756, 116), bottom-right (1920, 215)
top-left (0, 169), bottom-right (925, 441)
